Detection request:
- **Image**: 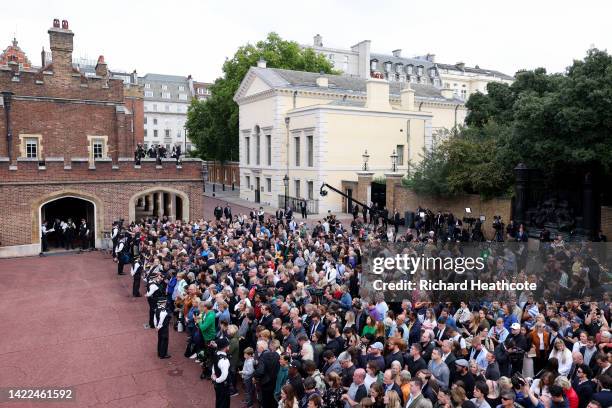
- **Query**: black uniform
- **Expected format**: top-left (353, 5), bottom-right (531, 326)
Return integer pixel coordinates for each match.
top-left (300, 200), bottom-right (307, 219)
top-left (146, 279), bottom-right (164, 328)
top-left (214, 206), bottom-right (223, 221)
top-left (213, 349), bottom-right (231, 408)
top-left (154, 303), bottom-right (171, 358)
top-left (131, 260), bottom-right (143, 297)
top-left (79, 221), bottom-right (90, 250)
top-left (223, 205), bottom-right (232, 221)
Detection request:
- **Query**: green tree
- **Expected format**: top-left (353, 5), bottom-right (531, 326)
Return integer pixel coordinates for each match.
top-left (186, 33), bottom-right (336, 162)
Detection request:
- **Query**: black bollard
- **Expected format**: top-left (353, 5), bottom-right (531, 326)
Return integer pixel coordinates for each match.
top-left (222, 183), bottom-right (225, 191)
top-left (232, 183), bottom-right (235, 191)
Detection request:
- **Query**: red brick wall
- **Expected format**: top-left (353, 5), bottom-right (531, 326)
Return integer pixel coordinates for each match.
top-left (0, 65), bottom-right (130, 161)
top-left (0, 179), bottom-right (203, 247)
top-left (393, 185), bottom-right (512, 238)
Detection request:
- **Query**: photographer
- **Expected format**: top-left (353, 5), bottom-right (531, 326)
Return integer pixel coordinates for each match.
top-left (493, 216), bottom-right (505, 242)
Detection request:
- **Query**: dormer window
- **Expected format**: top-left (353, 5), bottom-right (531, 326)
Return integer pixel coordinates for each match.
top-left (429, 68), bottom-right (437, 77)
top-left (395, 63), bottom-right (403, 74)
top-left (406, 64), bottom-right (414, 75)
top-left (370, 59), bottom-right (378, 71)
top-left (384, 61), bottom-right (392, 72)
top-left (417, 66), bottom-right (424, 76)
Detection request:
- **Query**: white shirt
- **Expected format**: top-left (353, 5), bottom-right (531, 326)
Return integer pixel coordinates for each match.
top-left (146, 283), bottom-right (160, 297)
top-left (212, 351), bottom-right (230, 383)
top-left (154, 309), bottom-right (168, 329)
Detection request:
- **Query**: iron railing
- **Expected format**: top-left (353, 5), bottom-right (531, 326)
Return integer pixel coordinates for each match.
top-left (278, 195), bottom-right (319, 215)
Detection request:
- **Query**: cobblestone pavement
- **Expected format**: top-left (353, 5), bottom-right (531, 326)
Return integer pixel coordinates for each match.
top-left (0, 252), bottom-right (239, 408)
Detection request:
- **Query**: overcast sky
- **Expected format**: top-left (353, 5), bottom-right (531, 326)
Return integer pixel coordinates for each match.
top-left (1, 0), bottom-right (610, 82)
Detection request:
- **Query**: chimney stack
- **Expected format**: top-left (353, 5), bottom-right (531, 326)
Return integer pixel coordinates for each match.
top-left (427, 53), bottom-right (436, 62)
top-left (313, 34), bottom-right (323, 47)
top-left (455, 62), bottom-right (465, 70)
top-left (365, 78), bottom-right (391, 110)
top-left (48, 18), bottom-right (74, 76)
top-left (392, 49), bottom-right (402, 58)
top-left (316, 73), bottom-right (328, 88)
top-left (95, 55), bottom-right (108, 77)
top-left (257, 58), bottom-right (267, 68)
top-left (441, 88), bottom-right (454, 99)
top-left (400, 83), bottom-right (415, 110)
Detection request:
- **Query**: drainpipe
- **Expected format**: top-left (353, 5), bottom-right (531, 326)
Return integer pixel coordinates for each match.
top-left (292, 90), bottom-right (297, 109)
top-left (418, 101), bottom-right (424, 111)
top-left (2, 91), bottom-right (14, 163)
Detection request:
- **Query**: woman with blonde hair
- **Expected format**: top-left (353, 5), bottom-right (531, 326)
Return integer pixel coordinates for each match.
top-left (422, 308), bottom-right (437, 331)
top-left (548, 338), bottom-right (572, 376)
top-left (385, 390), bottom-right (402, 408)
top-left (554, 376), bottom-right (578, 408)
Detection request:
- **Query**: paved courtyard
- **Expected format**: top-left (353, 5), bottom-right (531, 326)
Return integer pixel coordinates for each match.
top-left (0, 251), bottom-right (235, 408)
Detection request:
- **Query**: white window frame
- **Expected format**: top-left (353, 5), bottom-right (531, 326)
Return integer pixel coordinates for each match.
top-left (25, 137), bottom-right (38, 158)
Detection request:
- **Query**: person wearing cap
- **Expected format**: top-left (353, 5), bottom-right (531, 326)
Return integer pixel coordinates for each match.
top-left (211, 337), bottom-right (231, 408)
top-left (366, 342), bottom-right (385, 372)
top-left (453, 359), bottom-right (476, 399)
top-left (505, 322), bottom-right (528, 376)
top-left (154, 299), bottom-right (171, 359)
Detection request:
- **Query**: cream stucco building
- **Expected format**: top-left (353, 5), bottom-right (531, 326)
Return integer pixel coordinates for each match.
top-left (233, 62), bottom-right (467, 214)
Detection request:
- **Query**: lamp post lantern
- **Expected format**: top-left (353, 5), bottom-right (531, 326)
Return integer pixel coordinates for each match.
top-left (362, 149), bottom-right (370, 171)
top-left (390, 149), bottom-right (398, 172)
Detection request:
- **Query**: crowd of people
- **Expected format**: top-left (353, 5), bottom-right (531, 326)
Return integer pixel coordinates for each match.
top-left (41, 217), bottom-right (92, 252)
top-left (109, 204), bottom-right (611, 408)
top-left (134, 142), bottom-right (182, 165)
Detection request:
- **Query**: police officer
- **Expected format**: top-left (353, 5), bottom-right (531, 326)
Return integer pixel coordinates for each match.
top-left (211, 337), bottom-right (230, 408)
top-left (131, 255), bottom-right (144, 297)
top-left (154, 300), bottom-right (171, 359)
top-left (145, 273), bottom-right (164, 329)
top-left (111, 222), bottom-right (120, 261)
top-left (115, 234), bottom-right (129, 275)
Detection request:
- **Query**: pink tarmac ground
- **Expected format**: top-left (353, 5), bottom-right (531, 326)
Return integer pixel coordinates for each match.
top-left (0, 251), bottom-right (236, 408)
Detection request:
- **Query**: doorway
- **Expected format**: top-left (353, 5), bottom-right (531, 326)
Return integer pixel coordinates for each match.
top-left (41, 196), bottom-right (95, 250)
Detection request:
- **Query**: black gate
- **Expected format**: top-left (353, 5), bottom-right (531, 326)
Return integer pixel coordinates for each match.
top-left (371, 182), bottom-right (386, 209)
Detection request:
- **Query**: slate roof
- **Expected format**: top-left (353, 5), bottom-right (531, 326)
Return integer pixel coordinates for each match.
top-left (249, 67), bottom-right (463, 103)
top-left (436, 63), bottom-right (514, 80)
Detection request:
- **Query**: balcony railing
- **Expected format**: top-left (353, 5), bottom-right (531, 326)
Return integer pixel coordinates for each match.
top-left (278, 195), bottom-right (319, 215)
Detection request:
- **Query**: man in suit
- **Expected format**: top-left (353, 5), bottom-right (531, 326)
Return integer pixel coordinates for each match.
top-left (441, 340), bottom-right (457, 372)
top-left (591, 374), bottom-right (612, 408)
top-left (223, 203), bottom-right (232, 221)
top-left (300, 199), bottom-right (308, 219)
top-left (405, 377), bottom-right (433, 408)
top-left (254, 340), bottom-right (280, 408)
top-left (382, 369), bottom-right (404, 405)
top-left (258, 305), bottom-right (274, 331)
top-left (433, 317), bottom-right (450, 346)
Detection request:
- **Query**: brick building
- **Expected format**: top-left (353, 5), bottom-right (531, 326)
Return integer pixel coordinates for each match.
top-left (0, 19), bottom-right (203, 257)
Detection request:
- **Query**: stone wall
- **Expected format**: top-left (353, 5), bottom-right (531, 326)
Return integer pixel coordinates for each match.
top-left (393, 185), bottom-right (512, 238)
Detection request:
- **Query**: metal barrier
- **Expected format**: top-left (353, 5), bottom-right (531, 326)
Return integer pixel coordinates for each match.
top-left (278, 195), bottom-right (319, 214)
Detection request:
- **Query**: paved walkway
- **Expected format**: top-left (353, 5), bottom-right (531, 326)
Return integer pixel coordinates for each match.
top-left (0, 252), bottom-right (235, 408)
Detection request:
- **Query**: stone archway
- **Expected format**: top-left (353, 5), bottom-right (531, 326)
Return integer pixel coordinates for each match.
top-left (128, 186), bottom-right (190, 222)
top-left (32, 190), bottom-right (104, 249)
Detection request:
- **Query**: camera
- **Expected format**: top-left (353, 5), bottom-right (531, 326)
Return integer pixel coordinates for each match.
top-left (511, 373), bottom-right (527, 390)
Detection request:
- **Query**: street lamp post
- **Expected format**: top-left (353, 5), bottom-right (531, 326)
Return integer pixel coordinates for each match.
top-left (283, 174), bottom-right (289, 211)
top-left (362, 149), bottom-right (370, 171)
top-left (390, 149), bottom-right (398, 172)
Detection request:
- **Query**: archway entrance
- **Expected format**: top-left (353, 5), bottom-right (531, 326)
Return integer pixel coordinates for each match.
top-left (130, 188), bottom-right (189, 223)
top-left (41, 196), bottom-right (95, 250)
